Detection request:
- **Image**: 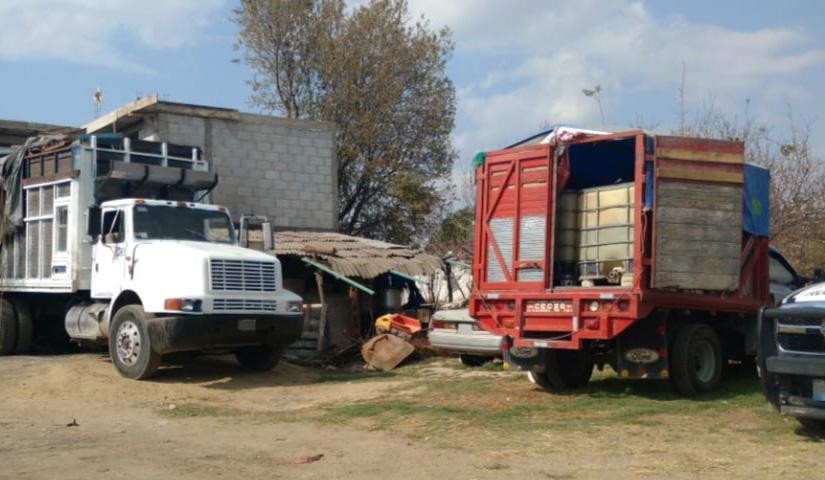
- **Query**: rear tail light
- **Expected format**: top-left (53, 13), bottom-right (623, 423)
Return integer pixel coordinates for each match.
top-left (431, 320), bottom-right (456, 330)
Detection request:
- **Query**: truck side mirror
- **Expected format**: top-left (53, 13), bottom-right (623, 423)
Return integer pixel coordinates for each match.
top-left (86, 206), bottom-right (101, 240)
top-left (262, 222), bottom-right (273, 251)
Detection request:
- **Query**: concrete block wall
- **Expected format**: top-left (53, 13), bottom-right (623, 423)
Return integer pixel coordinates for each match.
top-left (148, 112), bottom-right (337, 231)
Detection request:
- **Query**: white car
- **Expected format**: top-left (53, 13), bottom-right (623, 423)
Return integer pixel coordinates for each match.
top-left (428, 308), bottom-right (503, 366)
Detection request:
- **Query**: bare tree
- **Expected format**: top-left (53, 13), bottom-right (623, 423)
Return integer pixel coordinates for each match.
top-left (678, 100), bottom-right (825, 274)
top-left (234, 0), bottom-right (457, 244)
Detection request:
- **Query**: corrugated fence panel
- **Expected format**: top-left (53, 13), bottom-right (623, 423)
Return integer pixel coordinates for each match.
top-left (518, 215), bottom-right (545, 282)
top-left (486, 217), bottom-right (513, 282)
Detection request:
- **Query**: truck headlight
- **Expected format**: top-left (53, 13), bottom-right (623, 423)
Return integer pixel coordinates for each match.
top-left (287, 301), bottom-right (303, 313)
top-left (164, 298), bottom-right (202, 312)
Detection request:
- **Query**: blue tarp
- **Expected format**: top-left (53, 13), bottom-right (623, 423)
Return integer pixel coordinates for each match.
top-left (743, 163), bottom-right (770, 236)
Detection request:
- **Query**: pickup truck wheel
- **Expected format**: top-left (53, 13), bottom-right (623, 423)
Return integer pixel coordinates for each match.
top-left (109, 305), bottom-right (161, 380)
top-left (0, 299), bottom-right (17, 355)
top-left (459, 354), bottom-right (489, 367)
top-left (531, 349), bottom-right (594, 391)
top-left (670, 324), bottom-right (722, 395)
top-left (797, 417), bottom-right (825, 431)
top-left (527, 369), bottom-right (554, 389)
top-left (11, 299), bottom-right (33, 354)
top-left (235, 344), bottom-right (284, 371)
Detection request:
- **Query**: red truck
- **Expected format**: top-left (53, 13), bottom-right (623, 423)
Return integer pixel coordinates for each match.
top-left (469, 128), bottom-right (796, 395)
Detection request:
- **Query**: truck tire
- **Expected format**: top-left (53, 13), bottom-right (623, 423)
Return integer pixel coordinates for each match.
top-left (11, 299), bottom-right (33, 354)
top-left (459, 354), bottom-right (489, 367)
top-left (0, 299), bottom-right (17, 355)
top-left (531, 349), bottom-right (593, 391)
top-left (108, 305), bottom-right (161, 380)
top-left (670, 324), bottom-right (722, 395)
top-left (235, 344), bottom-right (284, 371)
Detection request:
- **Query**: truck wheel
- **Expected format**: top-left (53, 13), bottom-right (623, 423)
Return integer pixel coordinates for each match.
top-left (0, 299), bottom-right (17, 355)
top-left (670, 324), bottom-right (722, 395)
top-left (11, 299), bottom-right (33, 354)
top-left (459, 354), bottom-right (489, 367)
top-left (531, 349), bottom-right (594, 391)
top-left (797, 417), bottom-right (825, 431)
top-left (108, 305), bottom-right (161, 380)
top-left (235, 344), bottom-right (284, 371)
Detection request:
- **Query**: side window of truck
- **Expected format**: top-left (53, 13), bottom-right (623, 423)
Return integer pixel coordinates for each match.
top-left (770, 256), bottom-right (796, 286)
top-left (102, 210), bottom-right (124, 244)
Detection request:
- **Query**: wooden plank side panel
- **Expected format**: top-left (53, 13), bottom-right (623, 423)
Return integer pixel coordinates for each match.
top-left (656, 224), bottom-right (741, 242)
top-left (656, 136), bottom-right (745, 156)
top-left (653, 181), bottom-right (742, 291)
top-left (654, 272), bottom-right (738, 291)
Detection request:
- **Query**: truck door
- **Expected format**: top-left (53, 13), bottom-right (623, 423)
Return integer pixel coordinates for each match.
top-left (476, 145), bottom-right (552, 290)
top-left (91, 208), bottom-right (127, 299)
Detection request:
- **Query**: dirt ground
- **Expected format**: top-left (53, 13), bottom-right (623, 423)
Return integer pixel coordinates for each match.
top-left (1, 353), bottom-right (823, 480)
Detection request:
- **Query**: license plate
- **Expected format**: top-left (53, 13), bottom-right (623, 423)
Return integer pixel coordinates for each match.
top-left (238, 318), bottom-right (256, 332)
top-left (814, 379), bottom-right (825, 401)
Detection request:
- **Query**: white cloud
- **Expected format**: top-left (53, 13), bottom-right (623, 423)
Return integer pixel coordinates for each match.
top-left (407, 0), bottom-right (825, 166)
top-left (0, 0), bottom-right (226, 72)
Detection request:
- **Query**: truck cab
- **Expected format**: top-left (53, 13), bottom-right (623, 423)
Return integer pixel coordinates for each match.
top-left (0, 135), bottom-right (304, 379)
top-left (84, 198), bottom-right (303, 379)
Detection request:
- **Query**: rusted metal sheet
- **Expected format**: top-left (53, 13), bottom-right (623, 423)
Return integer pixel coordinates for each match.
top-left (361, 333), bottom-right (415, 371)
top-left (272, 231), bottom-right (442, 279)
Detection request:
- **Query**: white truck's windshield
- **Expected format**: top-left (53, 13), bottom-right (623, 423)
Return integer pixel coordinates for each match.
top-left (133, 205), bottom-right (236, 244)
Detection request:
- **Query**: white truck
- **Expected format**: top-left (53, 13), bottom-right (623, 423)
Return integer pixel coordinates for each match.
top-left (0, 134), bottom-right (304, 379)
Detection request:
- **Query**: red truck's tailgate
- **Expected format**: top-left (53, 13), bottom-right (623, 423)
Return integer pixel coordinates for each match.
top-left (474, 145), bottom-right (552, 291)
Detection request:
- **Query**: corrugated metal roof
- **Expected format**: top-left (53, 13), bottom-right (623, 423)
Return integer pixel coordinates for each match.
top-left (272, 231), bottom-right (442, 279)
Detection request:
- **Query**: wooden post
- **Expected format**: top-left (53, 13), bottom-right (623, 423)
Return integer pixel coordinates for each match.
top-left (315, 271), bottom-right (328, 353)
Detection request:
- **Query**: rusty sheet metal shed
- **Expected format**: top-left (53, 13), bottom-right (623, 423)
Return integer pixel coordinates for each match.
top-left (272, 231), bottom-right (442, 359)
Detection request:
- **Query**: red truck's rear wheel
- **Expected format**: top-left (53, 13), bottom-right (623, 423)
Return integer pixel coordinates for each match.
top-left (670, 324), bottom-right (722, 395)
top-left (529, 349), bottom-right (593, 391)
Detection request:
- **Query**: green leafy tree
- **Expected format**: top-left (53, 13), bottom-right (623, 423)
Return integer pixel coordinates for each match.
top-left (234, 0), bottom-right (456, 243)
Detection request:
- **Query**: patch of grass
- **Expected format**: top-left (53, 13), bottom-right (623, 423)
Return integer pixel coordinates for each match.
top-left (314, 369), bottom-right (786, 445)
top-left (159, 402), bottom-right (315, 424)
top-left (160, 403), bottom-right (239, 419)
top-left (314, 370), bottom-right (397, 384)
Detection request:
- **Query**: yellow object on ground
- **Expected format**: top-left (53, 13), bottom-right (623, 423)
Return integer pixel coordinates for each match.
top-left (374, 314), bottom-right (394, 333)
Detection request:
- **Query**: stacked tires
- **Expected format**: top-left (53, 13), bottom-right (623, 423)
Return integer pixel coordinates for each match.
top-left (0, 298), bottom-right (33, 355)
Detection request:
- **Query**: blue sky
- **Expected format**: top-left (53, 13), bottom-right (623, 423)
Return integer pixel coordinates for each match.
top-left (1, 0), bottom-right (823, 177)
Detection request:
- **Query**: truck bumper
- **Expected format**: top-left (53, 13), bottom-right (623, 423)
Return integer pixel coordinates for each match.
top-left (766, 355), bottom-right (825, 377)
top-left (146, 313), bottom-right (304, 354)
top-left (764, 355), bottom-right (825, 421)
top-left (428, 329), bottom-right (503, 356)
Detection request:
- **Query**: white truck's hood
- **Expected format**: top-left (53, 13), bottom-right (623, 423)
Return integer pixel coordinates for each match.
top-left (145, 240), bottom-right (277, 262)
top-left (130, 241), bottom-right (281, 298)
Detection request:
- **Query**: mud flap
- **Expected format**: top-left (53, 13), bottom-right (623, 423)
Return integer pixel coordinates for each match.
top-left (615, 314), bottom-right (669, 379)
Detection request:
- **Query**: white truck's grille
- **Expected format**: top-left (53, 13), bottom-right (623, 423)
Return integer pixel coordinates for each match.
top-left (210, 259), bottom-right (277, 292)
top-left (213, 298), bottom-right (278, 312)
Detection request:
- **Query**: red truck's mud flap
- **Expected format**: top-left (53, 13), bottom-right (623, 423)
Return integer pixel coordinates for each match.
top-left (614, 313), bottom-right (669, 379)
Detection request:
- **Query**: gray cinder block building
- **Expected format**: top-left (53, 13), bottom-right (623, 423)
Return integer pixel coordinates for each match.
top-left (84, 95), bottom-right (337, 231)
